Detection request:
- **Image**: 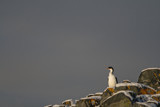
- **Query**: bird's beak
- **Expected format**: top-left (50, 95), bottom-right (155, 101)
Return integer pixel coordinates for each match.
top-left (105, 67), bottom-right (109, 70)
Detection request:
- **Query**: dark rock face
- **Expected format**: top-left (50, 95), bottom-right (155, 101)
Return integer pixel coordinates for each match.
top-left (138, 68), bottom-right (160, 90)
top-left (100, 88), bottom-right (114, 105)
top-left (100, 82), bottom-right (157, 105)
top-left (76, 100), bottom-right (89, 107)
top-left (62, 99), bottom-right (72, 106)
top-left (76, 95), bottom-right (101, 107)
top-left (100, 91), bottom-right (134, 107)
top-left (100, 90), bottom-right (159, 107)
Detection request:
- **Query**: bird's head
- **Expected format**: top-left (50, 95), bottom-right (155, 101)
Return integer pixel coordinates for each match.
top-left (107, 66), bottom-right (114, 72)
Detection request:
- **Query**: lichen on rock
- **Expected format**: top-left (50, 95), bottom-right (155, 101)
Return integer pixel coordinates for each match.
top-left (138, 68), bottom-right (160, 90)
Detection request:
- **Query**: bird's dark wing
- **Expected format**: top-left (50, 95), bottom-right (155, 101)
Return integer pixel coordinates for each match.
top-left (116, 77), bottom-right (118, 83)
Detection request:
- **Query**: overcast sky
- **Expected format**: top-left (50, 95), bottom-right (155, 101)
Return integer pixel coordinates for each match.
top-left (1, 1), bottom-right (160, 107)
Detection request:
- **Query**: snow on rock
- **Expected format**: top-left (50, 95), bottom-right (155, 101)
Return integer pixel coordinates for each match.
top-left (75, 92), bottom-right (102, 107)
top-left (152, 94), bottom-right (160, 97)
top-left (95, 92), bottom-right (103, 96)
top-left (100, 90), bottom-right (135, 107)
top-left (87, 94), bottom-right (95, 97)
top-left (44, 104), bottom-right (64, 107)
top-left (142, 68), bottom-right (160, 72)
top-left (123, 80), bottom-right (131, 83)
top-left (116, 82), bottom-right (156, 91)
top-left (116, 82), bottom-right (157, 93)
top-left (62, 99), bottom-right (73, 106)
top-left (136, 102), bottom-right (157, 107)
top-left (114, 91), bottom-right (134, 100)
top-left (44, 105), bottom-right (52, 107)
top-left (62, 99), bottom-right (72, 103)
top-left (138, 68), bottom-right (160, 90)
top-left (103, 90), bottom-right (134, 103)
top-left (81, 96), bottom-right (102, 100)
top-left (116, 82), bottom-right (142, 88)
top-left (136, 95), bottom-right (158, 105)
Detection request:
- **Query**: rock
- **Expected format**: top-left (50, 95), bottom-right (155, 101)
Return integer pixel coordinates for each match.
top-left (123, 80), bottom-right (131, 83)
top-left (76, 94), bottom-right (101, 107)
top-left (100, 88), bottom-right (115, 105)
top-left (94, 92), bottom-right (103, 96)
top-left (136, 95), bottom-right (158, 105)
top-left (133, 102), bottom-right (157, 107)
top-left (62, 99), bottom-right (72, 106)
top-left (101, 91), bottom-right (159, 107)
top-left (100, 82), bottom-right (157, 106)
top-left (138, 68), bottom-right (160, 90)
top-left (44, 105), bottom-right (52, 107)
top-left (100, 91), bottom-right (135, 107)
top-left (152, 94), bottom-right (160, 102)
top-left (52, 105), bottom-right (65, 107)
top-left (134, 94), bottom-right (159, 107)
top-left (100, 82), bottom-right (156, 105)
top-left (76, 100), bottom-right (88, 107)
top-left (115, 82), bottom-right (157, 95)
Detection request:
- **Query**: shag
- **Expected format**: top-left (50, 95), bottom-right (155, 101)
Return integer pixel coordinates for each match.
top-left (106, 66), bottom-right (118, 88)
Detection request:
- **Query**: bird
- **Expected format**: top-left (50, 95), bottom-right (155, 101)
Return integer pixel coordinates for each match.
top-left (106, 66), bottom-right (118, 88)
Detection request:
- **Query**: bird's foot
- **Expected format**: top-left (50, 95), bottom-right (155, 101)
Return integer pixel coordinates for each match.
top-left (108, 88), bottom-right (115, 93)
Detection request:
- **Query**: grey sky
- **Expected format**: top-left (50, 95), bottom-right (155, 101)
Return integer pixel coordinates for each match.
top-left (1, 1), bottom-right (160, 107)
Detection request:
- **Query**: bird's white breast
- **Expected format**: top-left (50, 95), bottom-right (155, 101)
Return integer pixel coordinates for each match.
top-left (108, 73), bottom-right (117, 88)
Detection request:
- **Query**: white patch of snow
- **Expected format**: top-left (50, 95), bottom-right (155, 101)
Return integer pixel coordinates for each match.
top-left (116, 82), bottom-right (157, 92)
top-left (71, 104), bottom-right (76, 106)
top-left (44, 105), bottom-right (52, 107)
top-left (114, 91), bottom-right (134, 100)
top-left (149, 103), bottom-right (157, 107)
top-left (116, 82), bottom-right (141, 87)
top-left (136, 95), bottom-right (158, 105)
top-left (141, 68), bottom-right (160, 72)
top-left (62, 99), bottom-right (72, 104)
top-left (123, 80), bottom-right (131, 82)
top-left (136, 102), bottom-right (157, 107)
top-left (75, 100), bottom-right (79, 103)
top-left (80, 96), bottom-right (101, 100)
top-left (152, 94), bottom-right (160, 97)
top-left (136, 95), bottom-right (151, 102)
top-left (52, 105), bottom-right (62, 107)
top-left (95, 92), bottom-right (103, 95)
top-left (87, 94), bottom-right (94, 97)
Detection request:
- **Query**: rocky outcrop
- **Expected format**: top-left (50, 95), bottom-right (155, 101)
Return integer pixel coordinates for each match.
top-left (45, 68), bottom-right (160, 107)
top-left (100, 83), bottom-right (159, 107)
top-left (101, 91), bottom-right (135, 107)
top-left (138, 68), bottom-right (160, 90)
top-left (62, 99), bottom-right (73, 106)
top-left (100, 82), bottom-right (157, 105)
top-left (76, 92), bottom-right (102, 107)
